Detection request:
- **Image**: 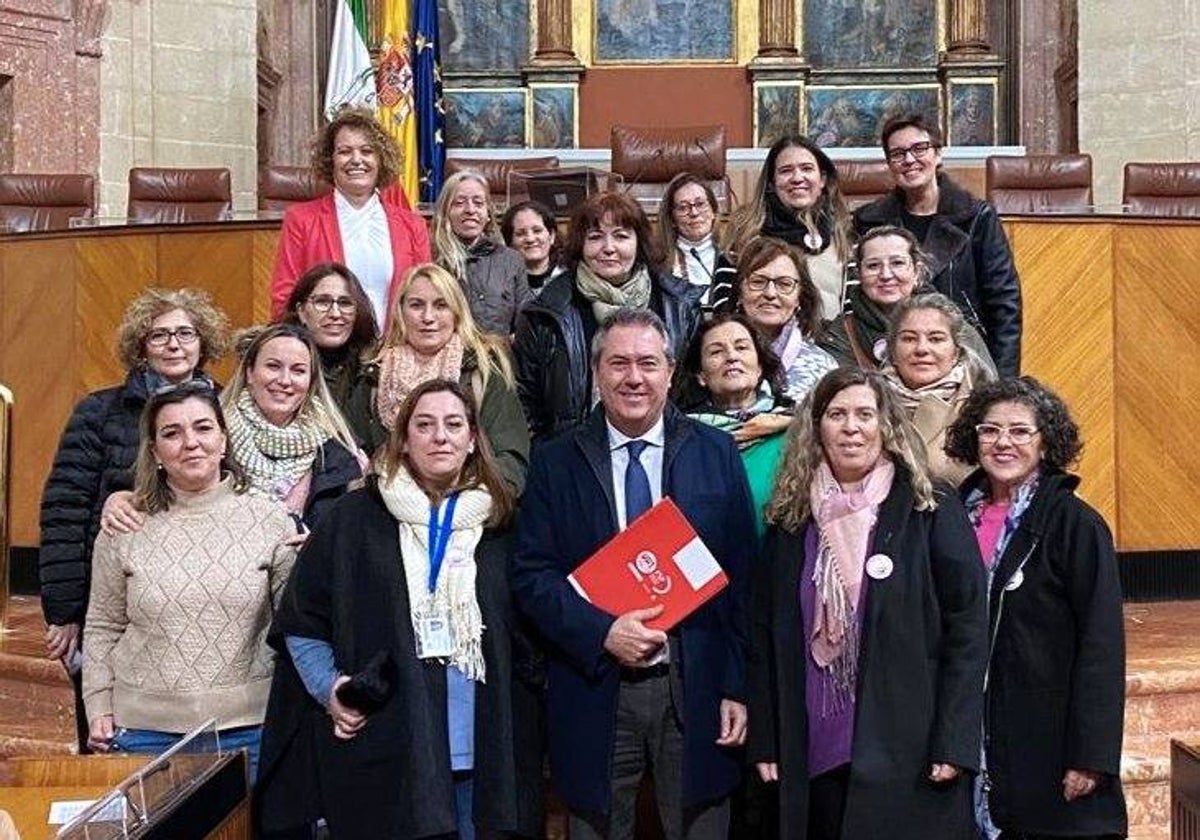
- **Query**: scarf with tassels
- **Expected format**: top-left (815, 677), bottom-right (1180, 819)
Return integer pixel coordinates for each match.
top-left (574, 261), bottom-right (652, 324)
top-left (808, 455), bottom-right (895, 706)
top-left (378, 467), bottom-right (491, 682)
top-left (375, 334), bottom-right (465, 432)
top-left (226, 390), bottom-right (329, 500)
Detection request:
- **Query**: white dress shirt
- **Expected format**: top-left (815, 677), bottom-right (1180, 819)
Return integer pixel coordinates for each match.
top-left (334, 189), bottom-right (394, 325)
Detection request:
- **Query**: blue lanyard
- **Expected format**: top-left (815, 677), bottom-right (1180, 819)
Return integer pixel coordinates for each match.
top-left (427, 493), bottom-right (459, 593)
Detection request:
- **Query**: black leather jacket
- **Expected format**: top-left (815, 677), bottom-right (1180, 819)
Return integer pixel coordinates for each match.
top-left (513, 267), bottom-right (703, 441)
top-left (854, 174), bottom-right (1022, 376)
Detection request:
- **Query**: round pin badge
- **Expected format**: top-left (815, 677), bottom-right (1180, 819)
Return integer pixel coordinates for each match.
top-left (872, 338), bottom-right (888, 362)
top-left (1004, 568), bottom-right (1025, 592)
top-left (865, 553), bottom-right (894, 580)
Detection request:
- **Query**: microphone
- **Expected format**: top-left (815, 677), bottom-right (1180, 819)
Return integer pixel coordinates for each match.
top-left (621, 147), bottom-right (664, 194)
top-left (692, 137), bottom-right (737, 207)
top-left (688, 246), bottom-right (716, 282)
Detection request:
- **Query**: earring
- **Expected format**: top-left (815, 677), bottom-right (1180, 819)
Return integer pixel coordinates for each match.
top-left (155, 462), bottom-right (164, 472)
top-left (467, 444), bottom-right (476, 454)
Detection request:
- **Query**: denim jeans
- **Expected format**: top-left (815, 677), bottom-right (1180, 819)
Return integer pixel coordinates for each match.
top-left (112, 724), bottom-right (262, 781)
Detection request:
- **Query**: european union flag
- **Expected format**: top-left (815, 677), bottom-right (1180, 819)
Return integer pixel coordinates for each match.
top-left (413, 0), bottom-right (445, 204)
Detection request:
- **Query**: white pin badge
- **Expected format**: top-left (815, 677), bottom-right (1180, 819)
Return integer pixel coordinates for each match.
top-left (866, 553), bottom-right (894, 580)
top-left (1004, 569), bottom-right (1025, 592)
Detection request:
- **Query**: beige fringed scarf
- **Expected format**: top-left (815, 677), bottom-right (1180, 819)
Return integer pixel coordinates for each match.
top-left (574, 261), bottom-right (652, 324)
top-left (808, 455), bottom-right (895, 701)
top-left (375, 334), bottom-right (465, 432)
top-left (378, 467), bottom-right (492, 681)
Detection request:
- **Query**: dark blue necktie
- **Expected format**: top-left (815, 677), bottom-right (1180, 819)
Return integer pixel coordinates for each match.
top-left (624, 440), bottom-right (652, 526)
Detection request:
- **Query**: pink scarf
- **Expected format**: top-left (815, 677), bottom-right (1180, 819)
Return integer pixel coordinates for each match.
top-left (808, 455), bottom-right (895, 692)
top-left (375, 334), bottom-right (465, 431)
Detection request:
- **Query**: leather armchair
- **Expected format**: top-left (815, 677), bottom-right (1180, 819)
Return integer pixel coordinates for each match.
top-left (0, 173), bottom-right (95, 232)
top-left (258, 165), bottom-right (331, 212)
top-left (444, 156), bottom-right (560, 205)
top-left (609, 125), bottom-right (728, 210)
top-left (835, 160), bottom-right (893, 210)
top-left (1123, 162), bottom-right (1200, 217)
top-left (986, 154), bottom-right (1093, 214)
top-left (126, 167), bottom-right (232, 224)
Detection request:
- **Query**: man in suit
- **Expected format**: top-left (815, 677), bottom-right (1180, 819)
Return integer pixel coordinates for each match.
top-left (512, 308), bottom-right (757, 840)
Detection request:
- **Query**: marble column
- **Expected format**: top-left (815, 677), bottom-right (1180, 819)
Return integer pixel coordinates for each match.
top-left (945, 0), bottom-right (995, 58)
top-left (529, 0), bottom-right (582, 68)
top-left (756, 0), bottom-right (799, 59)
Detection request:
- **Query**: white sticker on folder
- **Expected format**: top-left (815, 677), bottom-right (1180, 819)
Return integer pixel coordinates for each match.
top-left (673, 537), bottom-right (722, 590)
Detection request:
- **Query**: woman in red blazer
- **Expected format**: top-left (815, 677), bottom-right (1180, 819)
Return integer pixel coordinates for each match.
top-left (271, 108), bottom-right (431, 328)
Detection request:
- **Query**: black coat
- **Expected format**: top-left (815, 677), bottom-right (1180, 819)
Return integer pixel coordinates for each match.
top-left (513, 268), bottom-right (704, 441)
top-left (37, 371), bottom-right (216, 626)
top-left (854, 175), bottom-right (1022, 377)
top-left (965, 469), bottom-right (1128, 836)
top-left (747, 478), bottom-right (988, 840)
top-left (304, 438), bottom-right (363, 527)
top-left (510, 405), bottom-right (757, 816)
top-left (254, 485), bottom-right (541, 839)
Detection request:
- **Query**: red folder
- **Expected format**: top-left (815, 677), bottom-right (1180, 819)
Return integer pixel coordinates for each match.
top-left (567, 498), bottom-right (728, 631)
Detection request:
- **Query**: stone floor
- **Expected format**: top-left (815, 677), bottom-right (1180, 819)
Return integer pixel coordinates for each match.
top-left (1, 596), bottom-right (1196, 838)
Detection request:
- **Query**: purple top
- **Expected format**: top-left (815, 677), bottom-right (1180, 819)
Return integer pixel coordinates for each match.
top-left (800, 524), bottom-right (868, 777)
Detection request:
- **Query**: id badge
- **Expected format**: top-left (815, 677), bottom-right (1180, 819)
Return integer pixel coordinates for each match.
top-left (416, 614), bottom-right (455, 659)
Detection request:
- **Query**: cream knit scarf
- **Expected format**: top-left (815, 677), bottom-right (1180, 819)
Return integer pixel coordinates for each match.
top-left (378, 467), bottom-right (492, 681)
top-left (226, 390), bottom-right (328, 499)
top-left (375, 334), bottom-right (465, 432)
top-left (574, 261), bottom-right (652, 324)
top-left (808, 455), bottom-right (895, 702)
top-left (881, 360), bottom-right (969, 413)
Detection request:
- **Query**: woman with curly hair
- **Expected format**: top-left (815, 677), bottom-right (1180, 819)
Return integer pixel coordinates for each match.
top-left (270, 107), bottom-right (431, 325)
top-left (431, 170), bottom-right (532, 335)
top-left (724, 135), bottom-right (854, 320)
top-left (747, 367), bottom-right (987, 840)
top-left (39, 287), bottom-right (230, 750)
top-left (944, 377), bottom-right (1127, 840)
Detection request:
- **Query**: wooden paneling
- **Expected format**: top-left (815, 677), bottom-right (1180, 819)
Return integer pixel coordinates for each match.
top-left (1113, 225), bottom-right (1200, 550)
top-left (1007, 220), bottom-right (1117, 530)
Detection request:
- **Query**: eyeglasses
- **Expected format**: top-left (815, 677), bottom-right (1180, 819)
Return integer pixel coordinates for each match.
top-left (744, 274), bottom-right (799, 294)
top-left (975, 423), bottom-right (1040, 446)
top-left (860, 256), bottom-right (914, 276)
top-left (672, 199), bottom-right (711, 216)
top-left (146, 326), bottom-right (199, 347)
top-left (307, 295), bottom-right (358, 314)
top-left (885, 141), bottom-right (938, 164)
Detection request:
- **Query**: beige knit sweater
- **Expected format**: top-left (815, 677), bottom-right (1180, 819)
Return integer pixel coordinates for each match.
top-left (83, 477), bottom-right (295, 732)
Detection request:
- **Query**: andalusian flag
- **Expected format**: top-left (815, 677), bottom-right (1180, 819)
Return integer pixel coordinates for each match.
top-left (376, 0), bottom-right (419, 204)
top-left (324, 0), bottom-right (374, 118)
top-left (414, 0), bottom-right (446, 202)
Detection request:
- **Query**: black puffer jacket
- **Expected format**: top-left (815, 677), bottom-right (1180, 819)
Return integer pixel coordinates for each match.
top-left (37, 371), bottom-right (216, 626)
top-left (513, 268), bottom-right (703, 441)
top-left (854, 174), bottom-right (1023, 376)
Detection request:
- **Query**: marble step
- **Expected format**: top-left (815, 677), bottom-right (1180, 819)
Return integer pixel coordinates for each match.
top-left (1126, 661), bottom-right (1200, 737)
top-left (1128, 825), bottom-right (1170, 840)
top-left (1122, 729), bottom-right (1200, 831)
top-left (0, 598), bottom-right (78, 757)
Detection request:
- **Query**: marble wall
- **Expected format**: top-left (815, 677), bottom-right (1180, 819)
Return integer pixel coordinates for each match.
top-left (0, 1), bottom-right (105, 179)
top-left (98, 0), bottom-right (259, 215)
top-left (1078, 1), bottom-right (1200, 205)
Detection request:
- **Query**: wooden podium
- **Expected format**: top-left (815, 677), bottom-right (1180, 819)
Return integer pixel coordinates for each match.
top-left (0, 752), bottom-right (249, 839)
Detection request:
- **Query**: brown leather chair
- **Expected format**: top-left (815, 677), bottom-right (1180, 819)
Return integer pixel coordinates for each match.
top-left (258, 165), bottom-right (331, 212)
top-left (609, 124), bottom-right (729, 210)
top-left (0, 173), bottom-right (95, 232)
top-left (835, 160), bottom-right (893, 210)
top-left (986, 154), bottom-right (1093, 214)
top-left (126, 167), bottom-right (232, 224)
top-left (1122, 162), bottom-right (1200, 217)
top-left (444, 156), bottom-right (561, 206)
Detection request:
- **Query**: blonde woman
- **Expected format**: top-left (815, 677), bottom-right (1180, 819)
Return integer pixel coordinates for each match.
top-left (432, 170), bottom-right (532, 335)
top-left (347, 262), bottom-right (530, 495)
top-left (747, 367), bottom-right (987, 840)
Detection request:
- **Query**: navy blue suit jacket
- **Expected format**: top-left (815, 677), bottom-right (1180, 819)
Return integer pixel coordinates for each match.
top-left (511, 405), bottom-right (757, 815)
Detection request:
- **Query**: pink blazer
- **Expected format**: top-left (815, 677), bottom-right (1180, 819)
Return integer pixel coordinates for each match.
top-left (270, 190), bottom-right (432, 322)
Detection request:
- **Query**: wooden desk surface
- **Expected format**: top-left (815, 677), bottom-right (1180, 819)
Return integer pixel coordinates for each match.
top-left (0, 784), bottom-right (112, 839)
